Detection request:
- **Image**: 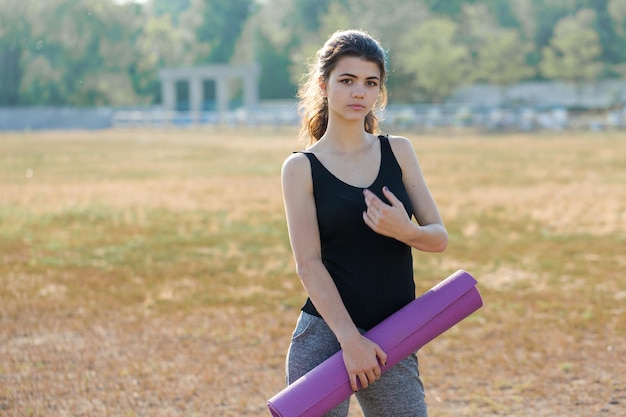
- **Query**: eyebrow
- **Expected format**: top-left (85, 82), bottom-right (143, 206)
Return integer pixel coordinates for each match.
top-left (337, 73), bottom-right (381, 80)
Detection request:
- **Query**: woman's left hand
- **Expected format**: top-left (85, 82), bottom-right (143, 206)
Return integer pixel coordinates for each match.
top-left (363, 187), bottom-right (411, 240)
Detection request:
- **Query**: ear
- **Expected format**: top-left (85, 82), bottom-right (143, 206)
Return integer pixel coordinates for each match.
top-left (318, 76), bottom-right (327, 97)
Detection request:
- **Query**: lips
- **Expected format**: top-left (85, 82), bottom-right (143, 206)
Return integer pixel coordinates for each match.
top-left (348, 104), bottom-right (365, 110)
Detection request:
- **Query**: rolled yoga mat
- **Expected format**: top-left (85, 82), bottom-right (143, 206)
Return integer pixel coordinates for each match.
top-left (267, 269), bottom-right (483, 417)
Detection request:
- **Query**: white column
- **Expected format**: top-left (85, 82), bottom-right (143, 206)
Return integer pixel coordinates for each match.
top-left (216, 76), bottom-right (230, 117)
top-left (189, 77), bottom-right (203, 123)
top-left (244, 66), bottom-right (260, 110)
top-left (162, 78), bottom-right (176, 111)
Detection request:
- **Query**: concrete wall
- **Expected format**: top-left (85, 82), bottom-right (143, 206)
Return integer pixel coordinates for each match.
top-left (0, 107), bottom-right (114, 131)
top-left (451, 79), bottom-right (626, 108)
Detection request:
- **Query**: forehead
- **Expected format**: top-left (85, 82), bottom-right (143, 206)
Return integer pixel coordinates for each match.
top-left (331, 56), bottom-right (381, 78)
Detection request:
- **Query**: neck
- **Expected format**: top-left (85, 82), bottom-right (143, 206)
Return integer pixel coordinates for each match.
top-left (321, 116), bottom-right (371, 152)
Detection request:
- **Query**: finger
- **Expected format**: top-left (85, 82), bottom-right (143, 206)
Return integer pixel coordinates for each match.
top-left (376, 346), bottom-right (388, 368)
top-left (350, 375), bottom-right (359, 392)
top-left (358, 373), bottom-right (369, 389)
top-left (366, 198), bottom-right (383, 219)
top-left (363, 188), bottom-right (382, 209)
top-left (363, 211), bottom-right (377, 232)
top-left (365, 196), bottom-right (385, 219)
top-left (366, 369), bottom-right (378, 384)
top-left (363, 210), bottom-right (382, 234)
top-left (382, 186), bottom-right (401, 207)
top-left (367, 205), bottom-right (380, 220)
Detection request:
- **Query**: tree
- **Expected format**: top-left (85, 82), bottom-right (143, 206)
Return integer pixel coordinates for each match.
top-left (473, 29), bottom-right (536, 102)
top-left (0, 0), bottom-right (33, 105)
top-left (534, 0), bottom-right (579, 40)
top-left (458, 2), bottom-right (501, 56)
top-left (287, 0), bottom-right (430, 102)
top-left (608, 0), bottom-right (626, 64)
top-left (132, 12), bottom-right (209, 103)
top-left (397, 18), bottom-right (471, 103)
top-left (583, 0), bottom-right (622, 66)
top-left (609, 0), bottom-right (626, 36)
top-left (423, 0), bottom-right (471, 17)
top-left (21, 0), bottom-right (145, 106)
top-left (3, 0), bottom-right (624, 107)
top-left (342, 0), bottom-right (429, 48)
top-left (150, 0), bottom-right (191, 22)
top-left (291, 0), bottom-right (333, 32)
top-left (231, 7), bottom-right (298, 99)
top-left (288, 1), bottom-right (351, 86)
top-left (511, 0), bottom-right (536, 40)
top-left (479, 0), bottom-right (519, 29)
top-left (541, 8), bottom-right (603, 102)
top-left (190, 0), bottom-right (253, 63)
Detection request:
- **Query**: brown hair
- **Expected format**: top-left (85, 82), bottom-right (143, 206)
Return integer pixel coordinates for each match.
top-left (297, 30), bottom-right (388, 146)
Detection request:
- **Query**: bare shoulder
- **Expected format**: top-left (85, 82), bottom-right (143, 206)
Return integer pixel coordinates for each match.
top-left (282, 152), bottom-right (310, 175)
top-left (386, 134), bottom-right (419, 164)
top-left (281, 152), bottom-right (313, 189)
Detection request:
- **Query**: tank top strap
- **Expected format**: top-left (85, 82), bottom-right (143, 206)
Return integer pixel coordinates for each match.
top-left (297, 151), bottom-right (324, 172)
top-left (378, 134), bottom-right (392, 162)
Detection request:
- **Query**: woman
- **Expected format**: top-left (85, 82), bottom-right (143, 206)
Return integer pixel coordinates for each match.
top-left (281, 29), bottom-right (448, 416)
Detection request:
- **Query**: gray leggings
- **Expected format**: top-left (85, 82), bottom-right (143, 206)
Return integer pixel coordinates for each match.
top-left (286, 312), bottom-right (428, 417)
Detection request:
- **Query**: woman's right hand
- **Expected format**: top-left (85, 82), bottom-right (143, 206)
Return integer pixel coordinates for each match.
top-left (340, 333), bottom-right (388, 392)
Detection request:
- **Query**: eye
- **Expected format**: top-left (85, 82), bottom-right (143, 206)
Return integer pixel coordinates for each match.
top-left (340, 79), bottom-right (352, 84)
top-left (367, 81), bottom-right (379, 87)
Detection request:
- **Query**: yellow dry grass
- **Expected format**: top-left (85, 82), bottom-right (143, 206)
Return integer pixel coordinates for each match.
top-left (1, 127), bottom-right (624, 416)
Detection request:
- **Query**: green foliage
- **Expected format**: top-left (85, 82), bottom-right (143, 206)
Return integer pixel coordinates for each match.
top-left (287, 0), bottom-right (431, 101)
top-left (608, 0), bottom-right (626, 64)
top-left (193, 0), bottom-right (253, 63)
top-left (540, 9), bottom-right (603, 86)
top-left (151, 0), bottom-right (192, 21)
top-left (292, 0), bottom-right (333, 32)
top-left (258, 34), bottom-right (297, 99)
top-left (486, 0), bottom-right (519, 27)
top-left (526, 0), bottom-right (580, 48)
top-left (397, 19), bottom-right (471, 103)
top-left (10, 0), bottom-right (145, 106)
top-left (424, 0), bottom-right (470, 17)
top-left (1, 0), bottom-right (626, 107)
top-left (0, 0), bottom-right (33, 105)
top-left (131, 12), bottom-right (211, 102)
top-left (589, 0), bottom-right (621, 65)
top-left (473, 29), bottom-right (536, 88)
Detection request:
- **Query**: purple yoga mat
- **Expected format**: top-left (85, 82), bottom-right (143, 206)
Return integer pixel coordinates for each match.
top-left (267, 270), bottom-right (483, 417)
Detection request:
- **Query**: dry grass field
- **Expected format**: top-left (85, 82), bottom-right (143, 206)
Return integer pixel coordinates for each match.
top-left (1, 127), bottom-right (624, 417)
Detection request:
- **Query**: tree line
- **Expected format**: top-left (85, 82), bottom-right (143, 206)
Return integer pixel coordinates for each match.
top-left (1, 0), bottom-right (625, 107)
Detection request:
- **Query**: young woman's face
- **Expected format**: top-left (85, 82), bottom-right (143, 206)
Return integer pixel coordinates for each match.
top-left (322, 56), bottom-right (382, 123)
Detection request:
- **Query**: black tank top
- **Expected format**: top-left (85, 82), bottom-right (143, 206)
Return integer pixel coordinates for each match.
top-left (301, 135), bottom-right (415, 330)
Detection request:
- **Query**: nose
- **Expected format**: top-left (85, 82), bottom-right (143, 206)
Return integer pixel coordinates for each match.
top-left (352, 84), bottom-right (365, 98)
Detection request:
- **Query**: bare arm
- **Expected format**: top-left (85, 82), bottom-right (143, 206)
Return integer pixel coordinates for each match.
top-left (362, 136), bottom-right (448, 252)
top-left (281, 153), bottom-right (387, 391)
